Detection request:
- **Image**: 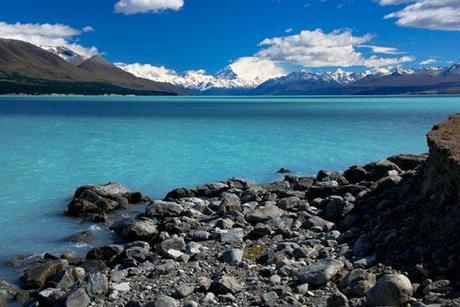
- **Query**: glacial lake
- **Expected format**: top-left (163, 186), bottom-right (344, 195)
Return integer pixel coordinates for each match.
top-left (0, 95), bottom-right (459, 281)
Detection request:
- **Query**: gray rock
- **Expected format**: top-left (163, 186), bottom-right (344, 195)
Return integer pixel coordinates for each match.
top-left (150, 295), bottom-right (179, 307)
top-left (174, 284), bottom-right (194, 298)
top-left (304, 216), bottom-right (335, 231)
top-left (86, 244), bottom-right (124, 264)
top-left (159, 237), bottom-right (186, 255)
top-left (191, 230), bottom-right (210, 241)
top-left (322, 196), bottom-right (354, 221)
top-left (111, 217), bottom-right (158, 242)
top-left (156, 260), bottom-right (176, 275)
top-left (245, 205), bottom-right (283, 223)
top-left (146, 201), bottom-right (183, 218)
top-left (262, 291), bottom-right (279, 306)
top-left (297, 258), bottom-right (344, 286)
top-left (339, 269), bottom-right (376, 297)
top-left (220, 249), bottom-right (243, 265)
top-left (63, 288), bottom-right (90, 307)
top-left (211, 276), bottom-right (244, 294)
top-left (47, 269), bottom-right (75, 289)
top-left (84, 272), bottom-right (108, 298)
top-left (218, 193), bottom-right (242, 215)
top-left (353, 234), bottom-right (370, 257)
top-left (366, 274), bottom-right (413, 306)
top-left (218, 228), bottom-right (244, 243)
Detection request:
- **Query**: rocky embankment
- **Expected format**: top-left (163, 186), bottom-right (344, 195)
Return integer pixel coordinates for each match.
top-left (2, 115), bottom-right (460, 307)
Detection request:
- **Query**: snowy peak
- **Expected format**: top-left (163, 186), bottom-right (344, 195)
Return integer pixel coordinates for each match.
top-left (40, 45), bottom-right (87, 65)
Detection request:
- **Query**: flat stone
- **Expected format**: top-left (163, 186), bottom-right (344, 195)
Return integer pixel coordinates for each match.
top-left (297, 258), bottom-right (344, 286)
top-left (218, 228), bottom-right (244, 243)
top-left (211, 276), bottom-right (244, 294)
top-left (245, 205), bottom-right (283, 223)
top-left (146, 201), bottom-right (183, 218)
top-left (220, 249), bottom-right (243, 265)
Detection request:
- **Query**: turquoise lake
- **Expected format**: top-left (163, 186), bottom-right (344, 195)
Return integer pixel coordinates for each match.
top-left (1, 95), bottom-right (459, 280)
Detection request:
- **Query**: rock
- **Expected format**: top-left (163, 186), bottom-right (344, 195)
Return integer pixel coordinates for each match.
top-left (387, 153), bottom-right (428, 171)
top-left (297, 258), bottom-right (344, 286)
top-left (63, 288), bottom-right (90, 307)
top-left (79, 259), bottom-right (107, 274)
top-left (156, 260), bottom-right (176, 275)
top-left (37, 287), bottom-right (66, 305)
top-left (211, 276), bottom-right (244, 294)
top-left (366, 274), bottom-right (413, 306)
top-left (296, 283), bottom-right (309, 295)
top-left (304, 216), bottom-right (335, 231)
top-left (159, 237), bottom-right (186, 255)
top-left (86, 244), bottom-right (124, 264)
top-left (339, 269), bottom-right (376, 297)
top-left (343, 166), bottom-right (369, 184)
top-left (164, 188), bottom-right (194, 201)
top-left (277, 168), bottom-right (291, 173)
top-left (218, 193), bottom-right (242, 215)
top-left (190, 230), bottom-right (210, 241)
top-left (220, 249), bottom-right (243, 265)
top-left (0, 280), bottom-right (19, 300)
top-left (84, 272), bottom-right (108, 298)
top-left (111, 217), bottom-right (158, 242)
top-left (21, 259), bottom-right (68, 289)
top-left (149, 295), bottom-right (179, 307)
top-left (277, 196), bottom-right (304, 211)
top-left (146, 201), bottom-right (183, 218)
top-left (193, 182), bottom-right (228, 197)
top-left (68, 182), bottom-right (133, 222)
top-left (327, 291), bottom-right (349, 307)
top-left (262, 291), bottom-right (279, 305)
top-left (322, 196), bottom-right (354, 221)
top-left (353, 234), bottom-right (370, 257)
top-left (245, 204), bottom-right (283, 223)
top-left (65, 230), bottom-right (94, 244)
top-left (217, 228), bottom-right (244, 243)
top-left (364, 160), bottom-right (402, 181)
top-left (47, 269), bottom-right (75, 289)
top-left (174, 284), bottom-right (194, 298)
top-left (111, 282), bottom-right (130, 292)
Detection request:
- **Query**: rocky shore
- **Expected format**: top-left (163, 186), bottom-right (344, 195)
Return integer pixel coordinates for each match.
top-left (2, 115), bottom-right (460, 307)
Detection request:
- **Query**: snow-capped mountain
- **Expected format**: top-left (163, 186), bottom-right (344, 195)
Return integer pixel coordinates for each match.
top-left (116, 62), bottom-right (275, 92)
top-left (40, 45), bottom-right (87, 65)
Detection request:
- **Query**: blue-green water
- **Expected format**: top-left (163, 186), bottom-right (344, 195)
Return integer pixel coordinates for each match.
top-left (0, 95), bottom-right (459, 280)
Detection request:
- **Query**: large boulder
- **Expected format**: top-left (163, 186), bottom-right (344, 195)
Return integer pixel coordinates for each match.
top-left (21, 259), bottom-right (68, 289)
top-left (86, 244), bottom-right (124, 265)
top-left (211, 276), bottom-right (244, 294)
top-left (111, 217), bottom-right (158, 242)
top-left (387, 153), bottom-right (428, 171)
top-left (339, 269), bottom-right (376, 297)
top-left (366, 274), bottom-right (412, 306)
top-left (84, 272), bottom-right (108, 298)
top-left (68, 183), bottom-right (138, 222)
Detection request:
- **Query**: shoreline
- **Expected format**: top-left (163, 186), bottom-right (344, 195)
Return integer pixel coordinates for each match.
top-left (1, 115), bottom-right (460, 306)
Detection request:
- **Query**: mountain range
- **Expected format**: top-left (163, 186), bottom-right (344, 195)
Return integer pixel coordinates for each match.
top-left (0, 39), bottom-right (179, 95)
top-left (1, 38), bottom-right (460, 95)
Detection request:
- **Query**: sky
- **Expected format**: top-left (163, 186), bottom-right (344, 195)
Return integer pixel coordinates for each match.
top-left (0, 0), bottom-right (460, 83)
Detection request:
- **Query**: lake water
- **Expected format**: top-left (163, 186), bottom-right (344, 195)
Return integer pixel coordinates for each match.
top-left (0, 95), bottom-right (459, 281)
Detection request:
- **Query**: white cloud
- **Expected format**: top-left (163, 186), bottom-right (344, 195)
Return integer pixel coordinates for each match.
top-left (115, 62), bottom-right (182, 83)
top-left (82, 26), bottom-right (94, 33)
top-left (381, 0), bottom-right (460, 31)
top-left (255, 29), bottom-right (413, 68)
top-left (114, 0), bottom-right (184, 14)
top-left (285, 28), bottom-right (293, 33)
top-left (420, 58), bottom-right (436, 65)
top-left (360, 45), bottom-right (404, 55)
top-left (228, 57), bottom-right (288, 85)
top-left (0, 21), bottom-right (98, 57)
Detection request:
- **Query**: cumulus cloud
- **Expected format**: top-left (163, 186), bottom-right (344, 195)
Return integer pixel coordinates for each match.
top-left (0, 21), bottom-right (98, 57)
top-left (115, 62), bottom-right (182, 83)
top-left (228, 57), bottom-right (288, 85)
top-left (420, 58), bottom-right (436, 65)
top-left (381, 0), bottom-right (460, 31)
top-left (114, 0), bottom-right (184, 14)
top-left (255, 29), bottom-right (413, 68)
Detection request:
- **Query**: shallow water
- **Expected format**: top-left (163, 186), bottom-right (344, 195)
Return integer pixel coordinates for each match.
top-left (0, 95), bottom-right (459, 281)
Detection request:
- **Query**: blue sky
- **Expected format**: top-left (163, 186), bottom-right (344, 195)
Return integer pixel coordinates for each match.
top-left (0, 0), bottom-right (459, 79)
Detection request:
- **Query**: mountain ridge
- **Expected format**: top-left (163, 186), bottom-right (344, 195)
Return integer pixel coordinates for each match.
top-left (0, 38), bottom-right (180, 95)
